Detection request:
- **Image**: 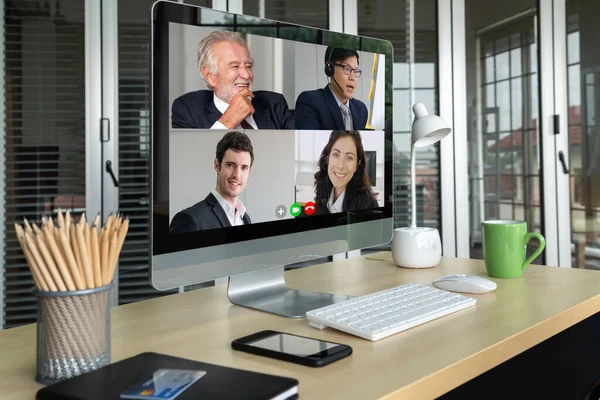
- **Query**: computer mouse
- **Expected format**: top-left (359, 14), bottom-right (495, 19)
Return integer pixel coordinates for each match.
top-left (432, 274), bottom-right (497, 294)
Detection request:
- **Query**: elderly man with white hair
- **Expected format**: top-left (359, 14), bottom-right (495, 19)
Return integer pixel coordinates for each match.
top-left (171, 30), bottom-right (295, 130)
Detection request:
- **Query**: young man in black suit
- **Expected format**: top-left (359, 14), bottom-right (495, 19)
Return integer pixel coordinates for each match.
top-left (171, 30), bottom-right (295, 130)
top-left (169, 131), bottom-right (253, 234)
top-left (295, 47), bottom-right (368, 130)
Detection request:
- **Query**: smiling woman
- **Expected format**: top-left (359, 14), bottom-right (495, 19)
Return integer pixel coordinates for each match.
top-left (314, 130), bottom-right (379, 214)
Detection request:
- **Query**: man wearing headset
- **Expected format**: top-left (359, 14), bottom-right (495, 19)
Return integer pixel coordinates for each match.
top-left (295, 46), bottom-right (368, 130)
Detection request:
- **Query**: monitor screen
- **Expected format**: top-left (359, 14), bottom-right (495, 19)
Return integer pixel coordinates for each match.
top-left (150, 1), bottom-right (393, 295)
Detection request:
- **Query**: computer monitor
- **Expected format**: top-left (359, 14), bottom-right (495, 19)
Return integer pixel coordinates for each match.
top-left (150, 0), bottom-right (394, 318)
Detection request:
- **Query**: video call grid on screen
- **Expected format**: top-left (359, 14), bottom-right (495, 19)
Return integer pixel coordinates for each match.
top-left (151, 1), bottom-right (394, 256)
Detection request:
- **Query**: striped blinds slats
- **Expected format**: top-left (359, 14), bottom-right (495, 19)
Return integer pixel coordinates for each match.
top-left (2, 0), bottom-right (86, 328)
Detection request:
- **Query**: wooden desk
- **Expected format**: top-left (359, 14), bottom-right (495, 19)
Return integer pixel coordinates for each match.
top-left (2, 254), bottom-right (600, 399)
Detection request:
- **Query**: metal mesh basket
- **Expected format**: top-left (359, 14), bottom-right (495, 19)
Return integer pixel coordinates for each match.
top-left (34, 283), bottom-right (112, 384)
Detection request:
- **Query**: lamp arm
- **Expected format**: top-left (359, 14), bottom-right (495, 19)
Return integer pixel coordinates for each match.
top-left (411, 145), bottom-right (417, 229)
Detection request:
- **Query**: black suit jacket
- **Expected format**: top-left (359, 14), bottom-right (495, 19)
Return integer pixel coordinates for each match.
top-left (169, 193), bottom-right (251, 234)
top-left (295, 85), bottom-right (368, 130)
top-left (171, 90), bottom-right (295, 129)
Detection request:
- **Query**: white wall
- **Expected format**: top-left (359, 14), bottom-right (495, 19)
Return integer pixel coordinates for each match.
top-left (169, 129), bottom-right (296, 224)
top-left (167, 23), bottom-right (384, 128)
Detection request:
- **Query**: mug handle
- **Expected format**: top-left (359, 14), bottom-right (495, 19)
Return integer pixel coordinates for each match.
top-left (522, 232), bottom-right (546, 270)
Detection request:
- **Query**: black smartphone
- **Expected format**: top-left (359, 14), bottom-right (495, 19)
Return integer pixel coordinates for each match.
top-left (232, 330), bottom-right (352, 367)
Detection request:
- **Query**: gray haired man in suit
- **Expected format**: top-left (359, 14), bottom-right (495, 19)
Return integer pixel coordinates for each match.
top-left (171, 30), bottom-right (294, 129)
top-left (169, 131), bottom-right (254, 234)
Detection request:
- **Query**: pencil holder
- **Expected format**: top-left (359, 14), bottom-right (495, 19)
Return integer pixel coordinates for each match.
top-left (34, 283), bottom-right (113, 384)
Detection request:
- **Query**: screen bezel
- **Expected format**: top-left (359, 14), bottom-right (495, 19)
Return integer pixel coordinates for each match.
top-left (150, 0), bottom-right (394, 257)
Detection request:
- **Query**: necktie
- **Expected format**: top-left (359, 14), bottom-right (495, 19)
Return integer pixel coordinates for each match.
top-left (339, 104), bottom-right (352, 130)
top-left (240, 119), bottom-right (253, 129)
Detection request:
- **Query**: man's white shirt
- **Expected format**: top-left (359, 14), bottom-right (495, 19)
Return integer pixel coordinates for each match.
top-left (210, 93), bottom-right (258, 129)
top-left (211, 190), bottom-right (247, 226)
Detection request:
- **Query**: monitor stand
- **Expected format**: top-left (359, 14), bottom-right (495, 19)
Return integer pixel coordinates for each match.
top-left (227, 266), bottom-right (353, 318)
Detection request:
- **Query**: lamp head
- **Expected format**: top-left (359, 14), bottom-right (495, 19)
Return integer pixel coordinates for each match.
top-left (411, 103), bottom-right (451, 148)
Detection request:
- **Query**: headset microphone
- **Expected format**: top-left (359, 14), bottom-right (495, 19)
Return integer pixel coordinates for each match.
top-left (324, 47), bottom-right (344, 94)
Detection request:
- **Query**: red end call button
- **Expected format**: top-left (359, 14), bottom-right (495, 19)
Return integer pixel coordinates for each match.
top-left (304, 201), bottom-right (315, 216)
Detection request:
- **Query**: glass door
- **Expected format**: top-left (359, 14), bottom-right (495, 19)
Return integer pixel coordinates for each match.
top-left (463, 0), bottom-right (576, 267)
top-left (465, 1), bottom-right (546, 263)
top-left (563, 0), bottom-right (600, 269)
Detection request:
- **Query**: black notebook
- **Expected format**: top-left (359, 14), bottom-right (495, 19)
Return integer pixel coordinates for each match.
top-left (36, 352), bottom-right (299, 400)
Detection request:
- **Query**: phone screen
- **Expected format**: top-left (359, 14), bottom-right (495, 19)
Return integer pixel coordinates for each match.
top-left (247, 333), bottom-right (340, 356)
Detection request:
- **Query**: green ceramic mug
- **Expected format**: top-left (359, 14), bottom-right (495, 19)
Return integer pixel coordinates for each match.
top-left (481, 220), bottom-right (545, 278)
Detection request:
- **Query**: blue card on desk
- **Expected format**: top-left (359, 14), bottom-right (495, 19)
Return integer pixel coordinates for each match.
top-left (120, 369), bottom-right (206, 400)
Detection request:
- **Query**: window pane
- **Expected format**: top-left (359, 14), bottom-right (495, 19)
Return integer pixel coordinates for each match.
top-left (496, 37), bottom-right (509, 53)
top-left (511, 78), bottom-right (523, 130)
top-left (485, 84), bottom-right (496, 107)
top-left (394, 63), bottom-right (409, 89)
top-left (567, 31), bottom-right (580, 64)
top-left (510, 48), bottom-right (521, 77)
top-left (393, 90), bottom-right (411, 133)
top-left (496, 52), bottom-right (510, 81)
top-left (568, 65), bottom-right (581, 107)
top-left (414, 63), bottom-right (435, 88)
top-left (485, 56), bottom-right (494, 83)
top-left (497, 80), bottom-right (510, 131)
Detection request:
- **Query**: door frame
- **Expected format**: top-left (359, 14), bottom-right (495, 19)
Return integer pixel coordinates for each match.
top-left (548, 0), bottom-right (572, 268)
top-left (438, 0), bottom-right (469, 258)
top-left (86, 0), bottom-right (102, 228)
top-left (93, 0), bottom-right (121, 305)
top-left (539, 0), bottom-right (571, 267)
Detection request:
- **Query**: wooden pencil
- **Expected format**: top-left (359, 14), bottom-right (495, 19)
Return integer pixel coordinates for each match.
top-left (101, 226), bottom-right (109, 286)
top-left (23, 218), bottom-right (32, 233)
top-left (105, 228), bottom-right (118, 286)
top-left (106, 218), bottom-right (129, 286)
top-left (32, 223), bottom-right (43, 236)
top-left (58, 229), bottom-right (86, 291)
top-left (41, 225), bottom-right (76, 291)
top-left (25, 232), bottom-right (59, 292)
top-left (92, 213), bottom-right (100, 229)
top-left (76, 224), bottom-right (95, 289)
top-left (65, 210), bottom-right (72, 241)
top-left (91, 223), bottom-right (102, 288)
top-left (84, 222), bottom-right (93, 283)
top-left (70, 224), bottom-right (85, 287)
top-left (15, 224), bottom-right (48, 291)
top-left (34, 233), bottom-right (68, 292)
top-left (57, 208), bottom-right (65, 231)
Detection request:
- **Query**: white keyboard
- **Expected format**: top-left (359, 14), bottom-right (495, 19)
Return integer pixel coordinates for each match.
top-left (306, 283), bottom-right (476, 341)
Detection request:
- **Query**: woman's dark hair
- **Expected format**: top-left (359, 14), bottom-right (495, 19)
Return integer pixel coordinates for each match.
top-left (314, 130), bottom-right (378, 213)
top-left (215, 131), bottom-right (254, 166)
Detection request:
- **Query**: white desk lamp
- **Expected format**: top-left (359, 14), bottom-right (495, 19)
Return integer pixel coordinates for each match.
top-left (392, 103), bottom-right (452, 268)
